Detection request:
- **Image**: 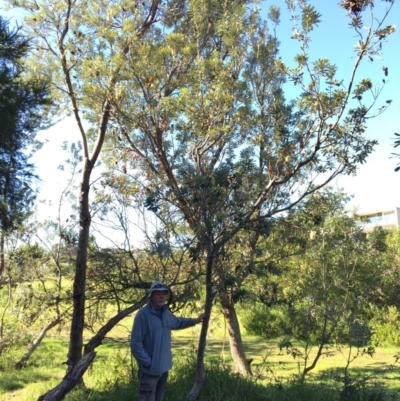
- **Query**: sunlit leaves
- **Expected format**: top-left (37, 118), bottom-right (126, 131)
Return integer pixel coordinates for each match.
top-left (353, 78), bottom-right (373, 99)
top-left (375, 24), bottom-right (396, 40)
top-left (268, 5), bottom-right (280, 26)
top-left (10, 0), bottom-right (396, 266)
top-left (301, 4), bottom-right (321, 33)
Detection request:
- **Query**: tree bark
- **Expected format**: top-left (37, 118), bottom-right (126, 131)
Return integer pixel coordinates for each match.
top-left (219, 290), bottom-right (252, 376)
top-left (37, 351), bottom-right (96, 401)
top-left (66, 160), bottom-right (93, 374)
top-left (187, 251), bottom-right (216, 401)
top-left (15, 316), bottom-right (61, 369)
top-left (0, 228), bottom-right (4, 280)
top-left (38, 299), bottom-right (144, 400)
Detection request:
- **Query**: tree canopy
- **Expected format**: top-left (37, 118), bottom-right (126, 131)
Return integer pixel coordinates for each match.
top-left (0, 15), bottom-right (50, 278)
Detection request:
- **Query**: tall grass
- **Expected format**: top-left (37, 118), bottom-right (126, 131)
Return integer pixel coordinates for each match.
top-left (1, 337), bottom-right (399, 401)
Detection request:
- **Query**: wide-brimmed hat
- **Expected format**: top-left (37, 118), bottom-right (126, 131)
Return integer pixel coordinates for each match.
top-left (148, 280), bottom-right (169, 298)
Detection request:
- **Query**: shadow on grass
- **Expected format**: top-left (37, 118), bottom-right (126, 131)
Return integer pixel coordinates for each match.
top-left (0, 370), bottom-right (53, 392)
top-left (320, 364), bottom-right (400, 391)
top-left (0, 339), bottom-right (69, 393)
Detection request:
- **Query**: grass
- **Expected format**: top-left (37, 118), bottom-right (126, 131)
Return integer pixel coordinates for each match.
top-left (1, 324), bottom-right (400, 401)
top-left (0, 339), bottom-right (68, 400)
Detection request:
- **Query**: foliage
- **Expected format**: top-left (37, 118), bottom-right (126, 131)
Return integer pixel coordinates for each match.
top-left (0, 15), bottom-right (50, 277)
top-left (369, 305), bottom-right (400, 347)
top-left (392, 132), bottom-right (400, 171)
top-left (240, 303), bottom-right (288, 339)
top-left (0, 239), bottom-right (67, 356)
top-left (375, 228), bottom-right (400, 309)
top-left (105, 0), bottom-right (395, 248)
top-left (240, 190), bottom-right (390, 379)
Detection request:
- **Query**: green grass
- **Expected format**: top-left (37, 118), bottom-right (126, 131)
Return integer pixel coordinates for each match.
top-left (1, 328), bottom-right (400, 401)
top-left (0, 339), bottom-right (68, 400)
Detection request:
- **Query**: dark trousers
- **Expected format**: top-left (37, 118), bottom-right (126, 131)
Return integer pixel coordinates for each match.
top-left (138, 369), bottom-right (168, 401)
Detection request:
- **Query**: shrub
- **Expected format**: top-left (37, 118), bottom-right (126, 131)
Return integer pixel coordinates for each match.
top-left (369, 305), bottom-right (400, 347)
top-left (240, 303), bottom-right (288, 338)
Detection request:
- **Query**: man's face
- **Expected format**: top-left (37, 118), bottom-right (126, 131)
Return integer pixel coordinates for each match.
top-left (150, 290), bottom-right (168, 309)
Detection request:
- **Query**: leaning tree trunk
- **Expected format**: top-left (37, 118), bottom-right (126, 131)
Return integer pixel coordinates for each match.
top-left (219, 290), bottom-right (252, 376)
top-left (37, 297), bottom-right (146, 401)
top-left (66, 162), bottom-right (93, 374)
top-left (83, 297), bottom-right (146, 354)
top-left (37, 351), bottom-right (96, 401)
top-left (15, 316), bottom-right (61, 369)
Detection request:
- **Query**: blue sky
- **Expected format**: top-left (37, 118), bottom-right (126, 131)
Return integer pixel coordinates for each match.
top-left (269, 0), bottom-right (400, 212)
top-left (1, 0), bottom-right (399, 226)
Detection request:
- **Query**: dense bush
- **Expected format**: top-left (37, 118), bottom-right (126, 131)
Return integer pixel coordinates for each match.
top-left (241, 300), bottom-right (400, 349)
top-left (240, 303), bottom-right (288, 338)
top-left (369, 305), bottom-right (400, 347)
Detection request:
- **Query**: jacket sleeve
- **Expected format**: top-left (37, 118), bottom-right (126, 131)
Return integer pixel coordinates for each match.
top-left (169, 312), bottom-right (198, 330)
top-left (130, 313), bottom-right (152, 367)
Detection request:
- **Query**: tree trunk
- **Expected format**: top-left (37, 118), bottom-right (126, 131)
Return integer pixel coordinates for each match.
top-left (15, 316), bottom-right (61, 369)
top-left (38, 299), bottom-right (144, 400)
top-left (0, 228), bottom-right (4, 279)
top-left (219, 290), bottom-right (252, 377)
top-left (187, 252), bottom-right (216, 401)
top-left (66, 160), bottom-right (92, 374)
top-left (0, 155), bottom-right (10, 281)
top-left (37, 351), bottom-right (96, 401)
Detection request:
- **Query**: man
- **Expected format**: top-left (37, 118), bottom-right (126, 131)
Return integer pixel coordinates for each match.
top-left (131, 280), bottom-right (205, 401)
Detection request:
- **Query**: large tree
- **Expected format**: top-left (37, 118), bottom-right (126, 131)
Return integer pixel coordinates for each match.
top-left (102, 0), bottom-right (396, 395)
top-left (6, 1), bottom-right (167, 385)
top-left (0, 16), bottom-right (49, 279)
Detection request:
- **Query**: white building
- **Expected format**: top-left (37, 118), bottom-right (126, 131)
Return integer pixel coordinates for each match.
top-left (356, 207), bottom-right (400, 231)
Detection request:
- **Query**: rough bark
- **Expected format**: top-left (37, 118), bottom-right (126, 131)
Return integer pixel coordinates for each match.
top-left (219, 290), bottom-right (252, 377)
top-left (15, 316), bottom-right (61, 369)
top-left (187, 251), bottom-right (215, 401)
top-left (37, 351), bottom-right (96, 401)
top-left (0, 228), bottom-right (4, 279)
top-left (66, 160), bottom-right (93, 373)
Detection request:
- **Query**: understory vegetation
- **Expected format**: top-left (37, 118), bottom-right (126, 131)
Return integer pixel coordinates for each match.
top-left (1, 335), bottom-right (399, 401)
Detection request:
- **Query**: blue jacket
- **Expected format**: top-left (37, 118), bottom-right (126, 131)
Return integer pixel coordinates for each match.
top-left (130, 302), bottom-right (197, 376)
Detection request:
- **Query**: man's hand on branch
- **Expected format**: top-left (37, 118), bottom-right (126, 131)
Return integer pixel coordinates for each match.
top-left (196, 313), bottom-right (206, 323)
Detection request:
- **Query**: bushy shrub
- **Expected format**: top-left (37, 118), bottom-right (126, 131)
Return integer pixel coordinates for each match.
top-left (240, 302), bottom-right (288, 338)
top-left (369, 305), bottom-right (400, 347)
